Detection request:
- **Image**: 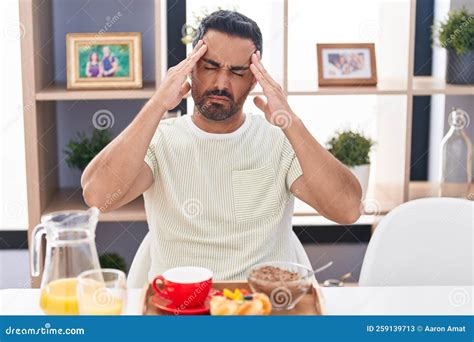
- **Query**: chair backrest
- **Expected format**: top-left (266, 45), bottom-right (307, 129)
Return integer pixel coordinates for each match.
top-left (127, 232), bottom-right (151, 288)
top-left (126, 230), bottom-right (316, 287)
top-left (359, 197), bottom-right (473, 286)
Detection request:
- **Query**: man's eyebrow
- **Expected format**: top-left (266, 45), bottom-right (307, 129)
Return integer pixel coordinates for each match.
top-left (202, 58), bottom-right (249, 71)
top-left (202, 58), bottom-right (220, 67)
top-left (229, 65), bottom-right (250, 71)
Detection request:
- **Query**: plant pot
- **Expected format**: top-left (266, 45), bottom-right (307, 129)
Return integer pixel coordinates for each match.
top-left (446, 49), bottom-right (474, 85)
top-left (349, 164), bottom-right (370, 199)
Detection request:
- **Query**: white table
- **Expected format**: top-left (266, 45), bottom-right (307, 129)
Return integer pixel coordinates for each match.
top-left (1, 286), bottom-right (472, 315)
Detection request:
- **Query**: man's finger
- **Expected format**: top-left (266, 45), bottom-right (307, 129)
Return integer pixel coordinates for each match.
top-left (175, 40), bottom-right (205, 73)
top-left (252, 52), bottom-right (277, 85)
top-left (253, 96), bottom-right (268, 114)
top-left (182, 44), bottom-right (207, 73)
top-left (251, 53), bottom-right (279, 88)
top-left (191, 39), bottom-right (204, 54)
top-left (250, 63), bottom-right (272, 91)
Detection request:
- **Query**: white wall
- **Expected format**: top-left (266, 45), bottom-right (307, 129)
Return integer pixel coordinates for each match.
top-left (0, 0), bottom-right (28, 231)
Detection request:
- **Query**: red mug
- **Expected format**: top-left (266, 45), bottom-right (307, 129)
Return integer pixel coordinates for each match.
top-left (152, 266), bottom-right (213, 308)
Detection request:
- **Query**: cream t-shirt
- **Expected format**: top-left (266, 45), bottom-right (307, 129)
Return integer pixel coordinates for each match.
top-left (143, 112), bottom-right (312, 280)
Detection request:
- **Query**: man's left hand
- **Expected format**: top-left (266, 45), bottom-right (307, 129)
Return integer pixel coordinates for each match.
top-left (250, 51), bottom-right (296, 129)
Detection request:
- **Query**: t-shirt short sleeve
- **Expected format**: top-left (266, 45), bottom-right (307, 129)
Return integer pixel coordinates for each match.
top-left (282, 135), bottom-right (303, 191)
top-left (144, 128), bottom-right (161, 178)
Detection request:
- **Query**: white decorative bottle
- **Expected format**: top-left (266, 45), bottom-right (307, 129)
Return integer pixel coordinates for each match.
top-left (439, 108), bottom-right (472, 197)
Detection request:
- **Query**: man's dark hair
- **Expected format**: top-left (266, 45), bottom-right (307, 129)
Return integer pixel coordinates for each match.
top-left (192, 10), bottom-right (263, 55)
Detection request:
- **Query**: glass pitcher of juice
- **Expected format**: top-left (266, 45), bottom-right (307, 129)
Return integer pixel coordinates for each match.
top-left (30, 207), bottom-right (101, 315)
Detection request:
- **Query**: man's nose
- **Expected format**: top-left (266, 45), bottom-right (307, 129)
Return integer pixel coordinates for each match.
top-left (214, 68), bottom-right (232, 91)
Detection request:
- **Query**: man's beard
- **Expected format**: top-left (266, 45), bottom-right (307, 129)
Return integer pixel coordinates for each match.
top-left (193, 88), bottom-right (246, 122)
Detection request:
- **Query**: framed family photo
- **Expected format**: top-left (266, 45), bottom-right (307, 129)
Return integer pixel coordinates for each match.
top-left (66, 32), bottom-right (143, 90)
top-left (317, 43), bottom-right (377, 86)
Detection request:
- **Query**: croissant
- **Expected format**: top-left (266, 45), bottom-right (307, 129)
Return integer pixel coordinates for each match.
top-left (210, 293), bottom-right (272, 315)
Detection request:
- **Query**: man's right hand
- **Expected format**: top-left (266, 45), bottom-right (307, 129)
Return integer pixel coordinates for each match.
top-left (153, 39), bottom-right (207, 110)
top-left (81, 41), bottom-right (207, 212)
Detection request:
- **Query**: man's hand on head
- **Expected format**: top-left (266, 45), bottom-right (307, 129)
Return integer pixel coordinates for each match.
top-left (250, 51), bottom-right (297, 129)
top-left (153, 40), bottom-right (207, 111)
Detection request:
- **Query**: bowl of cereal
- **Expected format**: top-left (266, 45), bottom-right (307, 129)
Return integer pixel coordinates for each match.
top-left (247, 261), bottom-right (314, 310)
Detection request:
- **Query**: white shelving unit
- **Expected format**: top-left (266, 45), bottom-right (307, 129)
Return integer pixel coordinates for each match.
top-left (20, 0), bottom-right (473, 242)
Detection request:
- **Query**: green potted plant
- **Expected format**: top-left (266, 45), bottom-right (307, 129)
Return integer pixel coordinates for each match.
top-left (64, 129), bottom-right (112, 172)
top-left (433, 7), bottom-right (474, 84)
top-left (99, 253), bottom-right (128, 274)
top-left (327, 130), bottom-right (375, 198)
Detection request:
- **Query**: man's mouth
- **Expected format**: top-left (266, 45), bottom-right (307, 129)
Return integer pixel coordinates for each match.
top-left (207, 95), bottom-right (230, 102)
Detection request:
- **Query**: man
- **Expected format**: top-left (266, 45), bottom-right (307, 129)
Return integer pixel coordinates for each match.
top-left (102, 46), bottom-right (119, 77)
top-left (82, 11), bottom-right (362, 280)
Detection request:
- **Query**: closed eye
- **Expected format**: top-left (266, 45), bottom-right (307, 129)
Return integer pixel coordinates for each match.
top-left (204, 67), bottom-right (244, 77)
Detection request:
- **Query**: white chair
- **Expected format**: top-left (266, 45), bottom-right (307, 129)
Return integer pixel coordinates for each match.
top-left (127, 233), bottom-right (151, 288)
top-left (127, 230), bottom-right (315, 288)
top-left (359, 197), bottom-right (473, 286)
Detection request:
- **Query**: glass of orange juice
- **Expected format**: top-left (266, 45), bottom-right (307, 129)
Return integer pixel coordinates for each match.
top-left (77, 269), bottom-right (127, 315)
top-left (40, 277), bottom-right (80, 315)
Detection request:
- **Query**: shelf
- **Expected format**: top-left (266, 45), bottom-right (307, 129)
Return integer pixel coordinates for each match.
top-left (42, 183), bottom-right (472, 224)
top-left (42, 188), bottom-right (146, 222)
top-left (36, 82), bottom-right (156, 101)
top-left (287, 79), bottom-right (408, 96)
top-left (294, 182), bottom-right (403, 218)
top-left (409, 181), bottom-right (474, 200)
top-left (412, 77), bottom-right (474, 96)
top-left (292, 215), bottom-right (376, 226)
top-left (42, 187), bottom-right (395, 225)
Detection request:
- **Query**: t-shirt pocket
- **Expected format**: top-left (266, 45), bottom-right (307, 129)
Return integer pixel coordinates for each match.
top-left (232, 164), bottom-right (280, 223)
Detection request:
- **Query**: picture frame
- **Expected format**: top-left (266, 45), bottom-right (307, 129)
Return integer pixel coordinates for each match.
top-left (66, 32), bottom-right (142, 90)
top-left (316, 43), bottom-right (377, 86)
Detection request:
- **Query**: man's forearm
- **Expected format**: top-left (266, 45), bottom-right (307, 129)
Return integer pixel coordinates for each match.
top-left (283, 114), bottom-right (362, 216)
top-left (81, 96), bottom-right (166, 202)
